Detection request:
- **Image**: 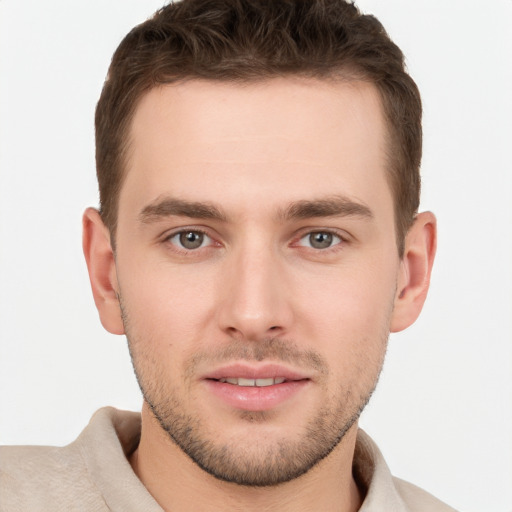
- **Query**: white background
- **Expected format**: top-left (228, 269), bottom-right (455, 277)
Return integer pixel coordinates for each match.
top-left (0, 1), bottom-right (511, 511)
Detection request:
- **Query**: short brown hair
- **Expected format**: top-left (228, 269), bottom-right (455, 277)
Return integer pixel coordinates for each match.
top-left (95, 0), bottom-right (422, 255)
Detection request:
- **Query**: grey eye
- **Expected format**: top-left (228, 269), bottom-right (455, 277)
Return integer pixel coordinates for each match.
top-left (298, 231), bottom-right (341, 249)
top-left (169, 231), bottom-right (210, 250)
top-left (180, 231), bottom-right (204, 249)
top-left (309, 232), bottom-right (333, 249)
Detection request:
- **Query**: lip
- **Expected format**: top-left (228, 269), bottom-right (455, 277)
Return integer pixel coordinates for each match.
top-left (202, 363), bottom-right (311, 412)
top-left (204, 363), bottom-right (309, 382)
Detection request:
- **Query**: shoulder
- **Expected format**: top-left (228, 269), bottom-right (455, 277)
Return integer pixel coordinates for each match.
top-left (393, 477), bottom-right (459, 512)
top-left (354, 429), bottom-right (459, 512)
top-left (0, 407), bottom-right (141, 512)
top-left (0, 442), bottom-right (108, 511)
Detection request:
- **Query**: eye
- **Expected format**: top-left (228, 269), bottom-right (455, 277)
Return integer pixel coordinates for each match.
top-left (168, 230), bottom-right (213, 250)
top-left (298, 231), bottom-right (342, 249)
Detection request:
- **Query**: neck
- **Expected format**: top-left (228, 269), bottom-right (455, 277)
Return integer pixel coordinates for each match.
top-left (129, 404), bottom-right (363, 512)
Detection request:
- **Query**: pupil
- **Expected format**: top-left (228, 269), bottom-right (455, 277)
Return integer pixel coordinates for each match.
top-left (310, 232), bottom-right (332, 249)
top-left (180, 231), bottom-right (203, 249)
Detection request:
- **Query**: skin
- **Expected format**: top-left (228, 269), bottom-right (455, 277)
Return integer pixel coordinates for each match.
top-left (83, 78), bottom-right (436, 512)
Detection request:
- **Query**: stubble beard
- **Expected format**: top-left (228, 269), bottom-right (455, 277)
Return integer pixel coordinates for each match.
top-left (122, 304), bottom-right (388, 487)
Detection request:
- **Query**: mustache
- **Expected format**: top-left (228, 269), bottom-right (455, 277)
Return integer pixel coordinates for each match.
top-left (188, 337), bottom-right (328, 375)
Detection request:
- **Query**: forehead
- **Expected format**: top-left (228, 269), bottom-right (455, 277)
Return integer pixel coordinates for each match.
top-left (121, 77), bottom-right (391, 218)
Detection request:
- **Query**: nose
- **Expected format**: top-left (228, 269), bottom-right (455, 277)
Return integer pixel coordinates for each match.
top-left (216, 243), bottom-right (293, 341)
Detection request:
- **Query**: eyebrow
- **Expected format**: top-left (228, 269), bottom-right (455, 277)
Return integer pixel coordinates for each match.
top-left (280, 195), bottom-right (373, 221)
top-left (139, 197), bottom-right (228, 223)
top-left (138, 194), bottom-right (373, 224)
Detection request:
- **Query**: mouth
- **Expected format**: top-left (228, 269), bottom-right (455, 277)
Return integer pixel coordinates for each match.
top-left (202, 364), bottom-right (311, 411)
top-left (216, 377), bottom-right (287, 387)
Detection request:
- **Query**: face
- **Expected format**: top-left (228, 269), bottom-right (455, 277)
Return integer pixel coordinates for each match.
top-left (113, 78), bottom-right (402, 486)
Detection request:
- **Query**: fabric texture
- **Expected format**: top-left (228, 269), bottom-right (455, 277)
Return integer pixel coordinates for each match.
top-left (0, 407), bottom-right (457, 512)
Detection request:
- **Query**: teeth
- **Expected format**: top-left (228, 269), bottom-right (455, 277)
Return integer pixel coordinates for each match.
top-left (218, 377), bottom-right (286, 387)
top-left (239, 377), bottom-right (256, 387)
top-left (255, 378), bottom-right (274, 387)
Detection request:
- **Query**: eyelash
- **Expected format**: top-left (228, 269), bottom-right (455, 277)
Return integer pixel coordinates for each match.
top-left (163, 227), bottom-right (218, 254)
top-left (292, 229), bottom-right (347, 253)
top-left (161, 227), bottom-right (348, 254)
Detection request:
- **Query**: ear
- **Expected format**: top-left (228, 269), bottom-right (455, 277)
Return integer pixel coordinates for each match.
top-left (390, 211), bottom-right (437, 333)
top-left (82, 207), bottom-right (125, 335)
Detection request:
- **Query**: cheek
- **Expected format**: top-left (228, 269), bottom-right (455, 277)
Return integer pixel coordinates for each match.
top-left (118, 259), bottom-right (218, 344)
top-left (293, 259), bottom-right (396, 367)
top-left (297, 259), bottom-right (397, 327)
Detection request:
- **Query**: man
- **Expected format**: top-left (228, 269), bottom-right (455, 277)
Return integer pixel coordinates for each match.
top-left (0, 0), bottom-right (455, 510)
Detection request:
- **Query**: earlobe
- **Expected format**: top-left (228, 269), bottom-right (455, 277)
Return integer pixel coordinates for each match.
top-left (82, 207), bottom-right (125, 335)
top-left (390, 211), bottom-right (437, 333)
